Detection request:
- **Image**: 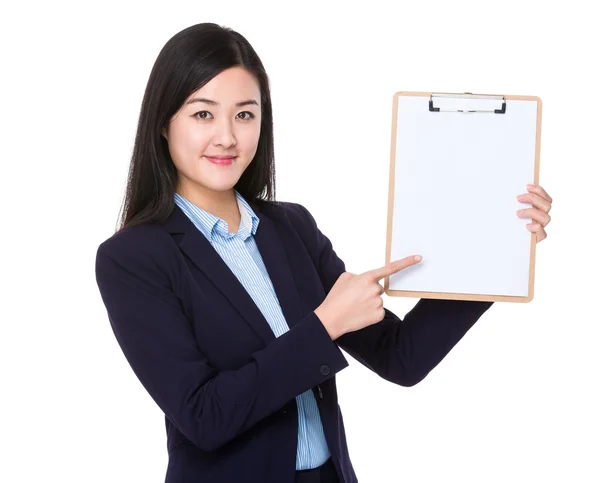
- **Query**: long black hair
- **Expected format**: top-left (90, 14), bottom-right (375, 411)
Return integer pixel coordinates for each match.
top-left (117, 23), bottom-right (277, 233)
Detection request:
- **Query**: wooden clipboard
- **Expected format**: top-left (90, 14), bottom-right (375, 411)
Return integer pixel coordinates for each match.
top-left (384, 91), bottom-right (542, 303)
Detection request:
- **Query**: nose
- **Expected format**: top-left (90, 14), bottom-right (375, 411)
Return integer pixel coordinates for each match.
top-left (211, 117), bottom-right (237, 148)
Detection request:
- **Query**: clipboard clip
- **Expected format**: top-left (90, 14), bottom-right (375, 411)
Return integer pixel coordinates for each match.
top-left (429, 92), bottom-right (506, 114)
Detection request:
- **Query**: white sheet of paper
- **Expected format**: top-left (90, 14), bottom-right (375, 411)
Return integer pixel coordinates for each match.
top-left (389, 95), bottom-right (538, 297)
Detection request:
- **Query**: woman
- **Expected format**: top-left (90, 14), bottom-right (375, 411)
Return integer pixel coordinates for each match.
top-left (95, 23), bottom-right (553, 483)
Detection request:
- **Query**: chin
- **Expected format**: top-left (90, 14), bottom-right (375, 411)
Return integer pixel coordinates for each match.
top-left (199, 180), bottom-right (240, 193)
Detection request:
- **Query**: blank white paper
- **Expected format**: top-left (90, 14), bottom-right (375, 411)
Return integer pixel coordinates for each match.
top-left (388, 95), bottom-right (538, 297)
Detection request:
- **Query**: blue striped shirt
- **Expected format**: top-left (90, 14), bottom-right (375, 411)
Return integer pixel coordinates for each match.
top-left (174, 190), bottom-right (330, 470)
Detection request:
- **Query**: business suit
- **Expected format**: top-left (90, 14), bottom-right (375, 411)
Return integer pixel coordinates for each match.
top-left (95, 198), bottom-right (494, 483)
top-left (173, 190), bottom-right (333, 471)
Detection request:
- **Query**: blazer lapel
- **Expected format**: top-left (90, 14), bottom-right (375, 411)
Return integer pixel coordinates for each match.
top-left (252, 205), bottom-right (304, 330)
top-left (162, 201), bottom-right (303, 346)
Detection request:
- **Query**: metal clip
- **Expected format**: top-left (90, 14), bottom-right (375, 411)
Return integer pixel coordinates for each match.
top-left (429, 92), bottom-right (506, 114)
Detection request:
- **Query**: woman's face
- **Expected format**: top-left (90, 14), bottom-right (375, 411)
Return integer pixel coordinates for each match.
top-left (164, 66), bottom-right (262, 198)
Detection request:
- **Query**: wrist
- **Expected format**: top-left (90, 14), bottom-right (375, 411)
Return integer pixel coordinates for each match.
top-left (314, 306), bottom-right (342, 340)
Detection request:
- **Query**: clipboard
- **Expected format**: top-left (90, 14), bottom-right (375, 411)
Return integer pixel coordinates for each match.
top-left (384, 91), bottom-right (542, 303)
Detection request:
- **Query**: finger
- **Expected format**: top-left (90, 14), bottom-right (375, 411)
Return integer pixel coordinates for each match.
top-left (526, 184), bottom-right (553, 204)
top-left (517, 208), bottom-right (551, 227)
top-left (365, 255), bottom-right (422, 281)
top-left (517, 192), bottom-right (552, 214)
top-left (526, 223), bottom-right (547, 243)
top-left (526, 222), bottom-right (544, 231)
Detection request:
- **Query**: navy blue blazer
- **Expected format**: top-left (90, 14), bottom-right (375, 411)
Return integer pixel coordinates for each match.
top-left (95, 199), bottom-right (493, 483)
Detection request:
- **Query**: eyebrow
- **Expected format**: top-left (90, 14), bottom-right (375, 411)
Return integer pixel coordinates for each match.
top-left (186, 97), bottom-right (259, 108)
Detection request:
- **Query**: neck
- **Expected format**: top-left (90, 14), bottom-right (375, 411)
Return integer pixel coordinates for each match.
top-left (177, 184), bottom-right (239, 222)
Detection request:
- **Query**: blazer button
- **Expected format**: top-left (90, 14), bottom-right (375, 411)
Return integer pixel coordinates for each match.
top-left (320, 364), bottom-right (330, 376)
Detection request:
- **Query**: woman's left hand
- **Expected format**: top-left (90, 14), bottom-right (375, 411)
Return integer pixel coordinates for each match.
top-left (517, 184), bottom-right (553, 243)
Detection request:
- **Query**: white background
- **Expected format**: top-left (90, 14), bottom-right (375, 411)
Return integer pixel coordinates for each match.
top-left (1, 1), bottom-right (598, 482)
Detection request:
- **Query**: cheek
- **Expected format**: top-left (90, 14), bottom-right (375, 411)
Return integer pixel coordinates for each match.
top-left (169, 124), bottom-right (209, 161)
top-left (240, 124), bottom-right (262, 150)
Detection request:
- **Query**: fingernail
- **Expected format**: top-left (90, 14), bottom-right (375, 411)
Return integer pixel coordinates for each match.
top-left (527, 184), bottom-right (535, 189)
top-left (414, 255), bottom-right (422, 262)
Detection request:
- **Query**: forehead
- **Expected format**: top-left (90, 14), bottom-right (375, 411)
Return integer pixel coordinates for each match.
top-left (186, 66), bottom-right (261, 104)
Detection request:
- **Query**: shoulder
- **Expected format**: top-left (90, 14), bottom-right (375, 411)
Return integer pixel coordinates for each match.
top-left (257, 199), bottom-right (317, 231)
top-left (95, 223), bottom-right (177, 280)
top-left (257, 200), bottom-right (323, 260)
top-left (97, 223), bottom-right (166, 258)
top-left (95, 223), bottom-right (185, 313)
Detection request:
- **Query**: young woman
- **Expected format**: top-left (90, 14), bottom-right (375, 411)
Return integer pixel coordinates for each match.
top-left (95, 23), bottom-right (553, 483)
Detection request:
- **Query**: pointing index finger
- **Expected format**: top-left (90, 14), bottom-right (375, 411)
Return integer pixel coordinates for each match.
top-left (366, 255), bottom-right (422, 281)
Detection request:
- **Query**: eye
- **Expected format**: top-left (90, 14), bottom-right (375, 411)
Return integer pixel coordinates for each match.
top-left (192, 111), bottom-right (213, 120)
top-left (237, 111), bottom-right (255, 121)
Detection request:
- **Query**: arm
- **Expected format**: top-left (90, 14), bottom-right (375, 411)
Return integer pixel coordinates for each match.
top-left (291, 203), bottom-right (493, 387)
top-left (95, 235), bottom-right (348, 452)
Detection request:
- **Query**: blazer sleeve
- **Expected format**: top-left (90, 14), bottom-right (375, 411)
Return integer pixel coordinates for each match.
top-left (290, 203), bottom-right (494, 387)
top-left (95, 230), bottom-right (349, 452)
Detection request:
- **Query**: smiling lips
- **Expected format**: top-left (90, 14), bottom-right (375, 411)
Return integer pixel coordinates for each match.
top-left (205, 155), bottom-right (236, 166)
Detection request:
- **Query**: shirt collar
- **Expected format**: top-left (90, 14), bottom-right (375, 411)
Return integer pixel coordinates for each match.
top-left (173, 190), bottom-right (260, 242)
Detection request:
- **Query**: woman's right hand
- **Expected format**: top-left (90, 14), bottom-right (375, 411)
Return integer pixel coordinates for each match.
top-left (314, 255), bottom-right (423, 340)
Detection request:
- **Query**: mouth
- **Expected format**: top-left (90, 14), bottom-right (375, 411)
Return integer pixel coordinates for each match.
top-left (204, 155), bottom-right (236, 166)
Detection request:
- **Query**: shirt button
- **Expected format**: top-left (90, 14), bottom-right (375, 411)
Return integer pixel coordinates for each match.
top-left (320, 364), bottom-right (330, 376)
